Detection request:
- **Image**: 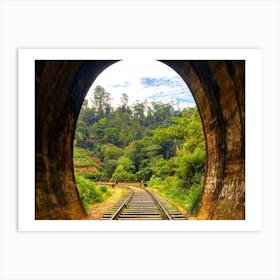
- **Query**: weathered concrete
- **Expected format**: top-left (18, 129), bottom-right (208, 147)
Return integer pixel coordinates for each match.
top-left (35, 60), bottom-right (245, 220)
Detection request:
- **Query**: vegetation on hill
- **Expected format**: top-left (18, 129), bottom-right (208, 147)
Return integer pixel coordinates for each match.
top-left (74, 147), bottom-right (103, 180)
top-left (73, 85), bottom-right (206, 215)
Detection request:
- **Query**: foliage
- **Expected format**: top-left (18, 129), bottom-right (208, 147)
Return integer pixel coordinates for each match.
top-left (102, 144), bottom-right (124, 161)
top-left (117, 156), bottom-right (135, 172)
top-left (74, 85), bottom-right (206, 215)
top-left (174, 146), bottom-right (206, 187)
top-left (149, 176), bottom-right (204, 215)
top-left (82, 171), bottom-right (102, 181)
top-left (75, 175), bottom-right (112, 212)
top-left (91, 86), bottom-right (112, 118)
top-left (75, 121), bottom-right (91, 148)
top-left (111, 165), bottom-right (133, 182)
top-left (73, 147), bottom-right (98, 167)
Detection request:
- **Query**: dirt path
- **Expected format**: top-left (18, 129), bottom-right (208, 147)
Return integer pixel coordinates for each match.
top-left (87, 186), bottom-right (128, 220)
top-left (75, 166), bottom-right (98, 173)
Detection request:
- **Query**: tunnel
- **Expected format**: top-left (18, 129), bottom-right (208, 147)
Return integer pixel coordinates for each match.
top-left (35, 60), bottom-right (245, 220)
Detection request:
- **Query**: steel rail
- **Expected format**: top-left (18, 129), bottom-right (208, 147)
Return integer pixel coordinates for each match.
top-left (109, 188), bottom-right (134, 220)
top-left (102, 185), bottom-right (185, 220)
top-left (139, 186), bottom-right (173, 220)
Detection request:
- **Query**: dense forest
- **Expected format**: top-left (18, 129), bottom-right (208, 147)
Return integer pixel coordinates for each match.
top-left (74, 85), bottom-right (206, 215)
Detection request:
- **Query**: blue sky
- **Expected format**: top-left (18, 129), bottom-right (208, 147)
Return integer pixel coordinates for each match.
top-left (86, 60), bottom-right (195, 109)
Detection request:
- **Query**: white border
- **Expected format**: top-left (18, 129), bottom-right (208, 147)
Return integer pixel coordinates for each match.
top-left (18, 48), bottom-right (262, 231)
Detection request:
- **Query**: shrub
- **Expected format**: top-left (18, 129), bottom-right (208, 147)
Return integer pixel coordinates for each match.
top-left (174, 146), bottom-right (205, 187)
top-left (111, 165), bottom-right (134, 182)
top-left (100, 185), bottom-right (108, 193)
top-left (184, 182), bottom-right (203, 215)
top-left (84, 171), bottom-right (102, 181)
top-left (75, 175), bottom-right (112, 212)
top-left (148, 175), bottom-right (204, 216)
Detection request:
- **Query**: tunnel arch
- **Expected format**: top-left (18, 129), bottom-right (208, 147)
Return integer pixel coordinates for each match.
top-left (35, 60), bottom-right (245, 220)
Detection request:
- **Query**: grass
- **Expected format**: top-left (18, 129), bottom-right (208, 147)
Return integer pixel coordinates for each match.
top-left (148, 176), bottom-right (204, 216)
top-left (75, 175), bottom-right (113, 212)
top-left (73, 147), bottom-right (99, 168)
top-left (73, 147), bottom-right (103, 180)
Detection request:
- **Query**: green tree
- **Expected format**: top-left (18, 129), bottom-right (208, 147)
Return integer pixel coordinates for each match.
top-left (111, 165), bottom-right (132, 182)
top-left (102, 144), bottom-right (124, 161)
top-left (103, 127), bottom-right (119, 145)
top-left (174, 145), bottom-right (206, 187)
top-left (132, 100), bottom-right (146, 125)
top-left (91, 86), bottom-right (112, 119)
top-left (119, 93), bottom-right (130, 112)
top-left (117, 156), bottom-right (135, 172)
top-left (150, 156), bottom-right (172, 178)
top-left (103, 159), bottom-right (118, 180)
top-left (125, 140), bottom-right (145, 171)
top-left (75, 121), bottom-right (90, 147)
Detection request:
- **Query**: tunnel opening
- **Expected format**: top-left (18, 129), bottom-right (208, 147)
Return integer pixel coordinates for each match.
top-left (72, 60), bottom-right (206, 219)
top-left (35, 60), bottom-right (245, 220)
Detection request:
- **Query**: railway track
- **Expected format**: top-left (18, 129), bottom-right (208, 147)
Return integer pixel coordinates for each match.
top-left (101, 185), bottom-right (185, 220)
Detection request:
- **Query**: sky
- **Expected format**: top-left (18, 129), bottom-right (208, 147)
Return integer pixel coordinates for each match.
top-left (85, 60), bottom-right (195, 109)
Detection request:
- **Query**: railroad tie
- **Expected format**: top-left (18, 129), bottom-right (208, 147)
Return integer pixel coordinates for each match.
top-left (101, 186), bottom-right (186, 220)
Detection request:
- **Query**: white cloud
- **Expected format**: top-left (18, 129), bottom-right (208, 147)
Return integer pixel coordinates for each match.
top-left (85, 60), bottom-right (195, 109)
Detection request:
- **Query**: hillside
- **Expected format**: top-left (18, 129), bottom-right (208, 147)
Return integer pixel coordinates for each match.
top-left (73, 147), bottom-right (103, 180)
